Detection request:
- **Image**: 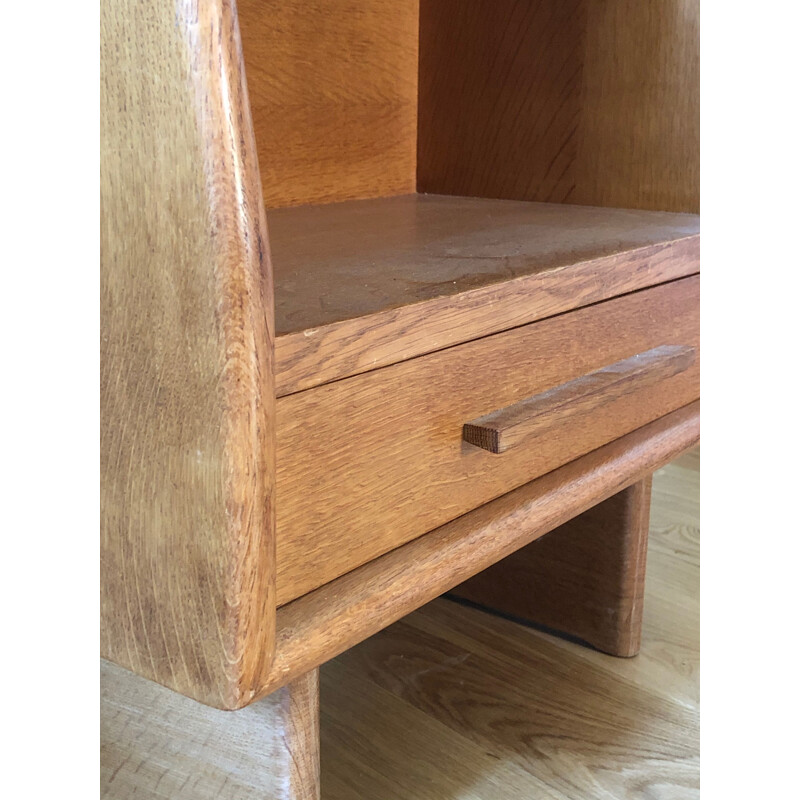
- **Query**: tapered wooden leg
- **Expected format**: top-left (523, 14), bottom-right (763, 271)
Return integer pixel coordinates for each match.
top-left (450, 476), bottom-right (653, 657)
top-left (101, 660), bottom-right (320, 799)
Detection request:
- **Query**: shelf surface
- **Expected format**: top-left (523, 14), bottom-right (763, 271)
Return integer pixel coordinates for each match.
top-left (269, 194), bottom-right (699, 395)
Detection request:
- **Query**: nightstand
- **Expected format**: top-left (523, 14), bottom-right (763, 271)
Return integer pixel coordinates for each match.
top-left (101, 2), bottom-right (699, 797)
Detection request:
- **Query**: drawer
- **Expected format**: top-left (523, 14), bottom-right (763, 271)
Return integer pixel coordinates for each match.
top-left (275, 275), bottom-right (699, 604)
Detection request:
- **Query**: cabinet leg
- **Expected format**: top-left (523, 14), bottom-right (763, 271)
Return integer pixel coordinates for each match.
top-left (450, 476), bottom-right (653, 657)
top-left (101, 660), bottom-right (320, 799)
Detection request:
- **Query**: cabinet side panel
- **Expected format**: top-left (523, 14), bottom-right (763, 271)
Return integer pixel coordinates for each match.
top-left (101, 0), bottom-right (275, 709)
top-left (418, 0), bottom-right (699, 213)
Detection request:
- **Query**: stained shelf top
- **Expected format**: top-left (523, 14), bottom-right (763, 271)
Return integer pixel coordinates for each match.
top-left (268, 194), bottom-right (699, 395)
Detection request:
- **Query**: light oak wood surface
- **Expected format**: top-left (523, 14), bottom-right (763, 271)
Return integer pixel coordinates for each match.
top-left (275, 278), bottom-right (699, 604)
top-left (270, 194), bottom-right (699, 395)
top-left (452, 476), bottom-right (654, 657)
top-left (104, 401), bottom-right (695, 707)
top-left (418, 0), bottom-right (699, 213)
top-left (100, 0), bottom-right (276, 708)
top-left (101, 662), bottom-right (319, 799)
top-left (321, 449), bottom-right (700, 799)
top-left (238, 0), bottom-right (419, 208)
top-left (255, 402), bottom-right (698, 697)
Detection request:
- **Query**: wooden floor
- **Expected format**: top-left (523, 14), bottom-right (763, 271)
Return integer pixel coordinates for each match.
top-left (320, 449), bottom-right (700, 800)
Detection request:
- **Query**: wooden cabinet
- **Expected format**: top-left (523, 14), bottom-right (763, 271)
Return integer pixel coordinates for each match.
top-left (101, 1), bottom-right (699, 796)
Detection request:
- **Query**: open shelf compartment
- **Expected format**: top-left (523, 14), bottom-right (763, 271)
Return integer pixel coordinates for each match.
top-left (235, 1), bottom-right (699, 395)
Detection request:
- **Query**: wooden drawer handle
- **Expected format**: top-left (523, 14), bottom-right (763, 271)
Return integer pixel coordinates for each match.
top-left (462, 345), bottom-right (696, 454)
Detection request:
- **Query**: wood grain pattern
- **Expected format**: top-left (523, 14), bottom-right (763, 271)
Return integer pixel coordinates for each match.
top-left (418, 0), bottom-right (699, 213)
top-left (275, 277), bottom-right (699, 604)
top-left (100, 0), bottom-right (275, 709)
top-left (463, 347), bottom-right (694, 454)
top-left (322, 450), bottom-right (699, 798)
top-left (251, 402), bottom-right (699, 698)
top-left (237, 0), bottom-right (419, 208)
top-left (452, 477), bottom-right (653, 657)
top-left (322, 654), bottom-right (569, 800)
top-left (101, 661), bottom-right (319, 799)
top-left (271, 194), bottom-right (699, 395)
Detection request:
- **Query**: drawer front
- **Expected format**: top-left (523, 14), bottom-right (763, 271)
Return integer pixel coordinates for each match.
top-left (276, 275), bottom-right (699, 604)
